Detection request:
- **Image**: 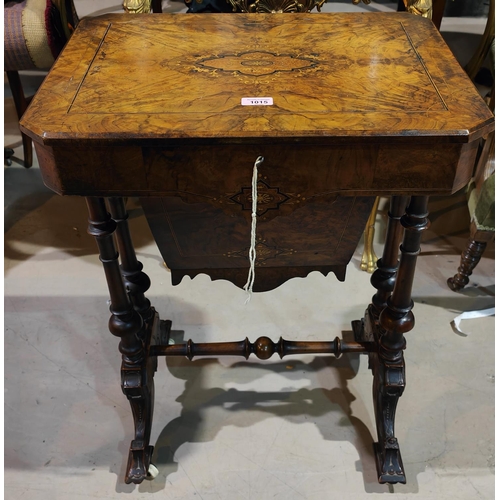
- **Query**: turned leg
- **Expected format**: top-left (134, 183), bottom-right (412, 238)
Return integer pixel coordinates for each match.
top-left (447, 239), bottom-right (488, 292)
top-left (6, 71), bottom-right (33, 168)
top-left (5, 147), bottom-right (14, 166)
top-left (86, 197), bottom-right (157, 484)
top-left (107, 197), bottom-right (153, 323)
top-left (361, 197), bottom-right (380, 273)
top-left (370, 196), bottom-right (429, 484)
top-left (369, 196), bottom-right (409, 317)
top-left (356, 195), bottom-right (407, 364)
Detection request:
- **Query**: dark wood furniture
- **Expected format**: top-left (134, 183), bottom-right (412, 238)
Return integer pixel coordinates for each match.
top-left (448, 0), bottom-right (495, 291)
top-left (5, 71), bottom-right (33, 167)
top-left (447, 132), bottom-right (495, 291)
top-left (4, 0), bottom-right (79, 167)
top-left (20, 13), bottom-right (494, 487)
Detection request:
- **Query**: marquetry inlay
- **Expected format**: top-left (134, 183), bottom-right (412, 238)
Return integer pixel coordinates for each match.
top-left (22, 13), bottom-right (494, 139)
top-left (229, 179), bottom-right (292, 216)
top-left (197, 51), bottom-right (318, 77)
top-left (225, 237), bottom-right (295, 265)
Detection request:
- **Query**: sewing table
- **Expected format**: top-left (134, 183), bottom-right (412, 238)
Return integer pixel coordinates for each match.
top-left (20, 12), bottom-right (494, 485)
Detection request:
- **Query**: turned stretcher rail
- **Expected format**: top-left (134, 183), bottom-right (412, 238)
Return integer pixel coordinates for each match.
top-left (150, 336), bottom-right (372, 360)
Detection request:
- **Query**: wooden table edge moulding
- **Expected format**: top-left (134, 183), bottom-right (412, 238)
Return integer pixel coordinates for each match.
top-left (20, 12), bottom-right (494, 486)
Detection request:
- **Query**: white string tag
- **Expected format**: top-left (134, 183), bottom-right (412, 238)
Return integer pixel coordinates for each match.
top-left (243, 156), bottom-right (264, 304)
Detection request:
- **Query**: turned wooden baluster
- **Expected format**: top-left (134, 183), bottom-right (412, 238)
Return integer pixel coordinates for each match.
top-left (371, 195), bottom-right (429, 484)
top-left (150, 336), bottom-right (371, 359)
top-left (86, 197), bottom-right (156, 485)
top-left (86, 197), bottom-right (145, 363)
top-left (108, 197), bottom-right (153, 324)
top-left (369, 196), bottom-right (409, 317)
top-left (447, 239), bottom-right (488, 291)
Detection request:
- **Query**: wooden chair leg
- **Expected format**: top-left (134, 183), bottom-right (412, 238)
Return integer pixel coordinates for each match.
top-left (21, 133), bottom-right (33, 168)
top-left (6, 70), bottom-right (33, 168)
top-left (5, 148), bottom-right (15, 166)
top-left (447, 239), bottom-right (488, 291)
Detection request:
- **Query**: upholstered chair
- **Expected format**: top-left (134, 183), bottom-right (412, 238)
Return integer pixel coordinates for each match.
top-left (4, 0), bottom-right (78, 167)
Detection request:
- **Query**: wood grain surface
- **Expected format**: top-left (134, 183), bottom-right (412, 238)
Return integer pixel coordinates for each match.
top-left (141, 193), bottom-right (375, 290)
top-left (21, 13), bottom-right (493, 143)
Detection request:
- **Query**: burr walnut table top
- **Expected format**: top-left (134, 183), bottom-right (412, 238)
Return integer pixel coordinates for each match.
top-left (21, 12), bottom-right (493, 144)
top-left (20, 13), bottom-right (494, 200)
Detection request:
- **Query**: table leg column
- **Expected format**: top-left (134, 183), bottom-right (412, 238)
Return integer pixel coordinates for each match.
top-left (86, 196), bottom-right (157, 484)
top-left (107, 197), bottom-right (153, 324)
top-left (371, 195), bottom-right (429, 484)
top-left (370, 196), bottom-right (409, 317)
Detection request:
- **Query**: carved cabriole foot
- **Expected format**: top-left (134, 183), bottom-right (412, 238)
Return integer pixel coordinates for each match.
top-left (123, 312), bottom-right (161, 483)
top-left (447, 239), bottom-right (488, 291)
top-left (86, 197), bottom-right (158, 485)
top-left (372, 350), bottom-right (406, 483)
top-left (370, 303), bottom-right (407, 484)
top-left (365, 304), bottom-right (406, 483)
top-left (369, 196), bottom-right (429, 484)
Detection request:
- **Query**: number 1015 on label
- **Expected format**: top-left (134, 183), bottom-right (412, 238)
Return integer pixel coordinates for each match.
top-left (241, 97), bottom-right (274, 106)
